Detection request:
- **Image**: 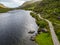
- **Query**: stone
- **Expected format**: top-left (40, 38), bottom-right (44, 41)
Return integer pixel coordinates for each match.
top-left (57, 17), bottom-right (60, 20)
top-left (41, 28), bottom-right (48, 33)
top-left (28, 30), bottom-right (35, 34)
top-left (30, 35), bottom-right (35, 41)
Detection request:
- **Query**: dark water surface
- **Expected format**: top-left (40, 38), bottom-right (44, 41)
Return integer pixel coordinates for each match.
top-left (0, 10), bottom-right (38, 45)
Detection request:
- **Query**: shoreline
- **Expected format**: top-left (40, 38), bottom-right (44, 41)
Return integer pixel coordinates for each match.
top-left (29, 12), bottom-right (53, 45)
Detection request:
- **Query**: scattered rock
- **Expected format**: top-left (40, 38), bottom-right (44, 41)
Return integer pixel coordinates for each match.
top-left (30, 35), bottom-right (35, 41)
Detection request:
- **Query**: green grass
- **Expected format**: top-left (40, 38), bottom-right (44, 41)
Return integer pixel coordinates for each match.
top-left (0, 8), bottom-right (14, 13)
top-left (35, 33), bottom-right (53, 45)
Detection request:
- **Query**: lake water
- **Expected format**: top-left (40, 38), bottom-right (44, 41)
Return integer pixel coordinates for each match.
top-left (0, 10), bottom-right (38, 45)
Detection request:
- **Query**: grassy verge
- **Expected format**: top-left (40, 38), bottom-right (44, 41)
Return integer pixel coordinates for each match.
top-left (35, 33), bottom-right (53, 45)
top-left (30, 12), bottom-right (53, 45)
top-left (47, 17), bottom-right (60, 41)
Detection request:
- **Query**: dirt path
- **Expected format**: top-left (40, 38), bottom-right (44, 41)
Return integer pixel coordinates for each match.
top-left (38, 14), bottom-right (60, 45)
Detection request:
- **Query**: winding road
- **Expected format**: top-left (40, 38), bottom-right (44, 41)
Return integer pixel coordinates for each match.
top-left (38, 14), bottom-right (60, 45)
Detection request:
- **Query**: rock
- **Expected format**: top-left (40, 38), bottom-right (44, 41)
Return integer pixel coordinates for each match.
top-left (28, 30), bottom-right (35, 34)
top-left (37, 28), bottom-right (41, 34)
top-left (30, 35), bottom-right (35, 41)
top-left (41, 28), bottom-right (48, 33)
top-left (57, 17), bottom-right (60, 20)
top-left (37, 28), bottom-right (48, 34)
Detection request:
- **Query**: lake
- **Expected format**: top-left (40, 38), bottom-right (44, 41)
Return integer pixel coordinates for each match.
top-left (0, 10), bottom-right (38, 45)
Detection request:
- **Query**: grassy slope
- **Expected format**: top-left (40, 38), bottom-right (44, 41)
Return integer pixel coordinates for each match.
top-left (0, 6), bottom-right (15, 13)
top-left (21, 0), bottom-right (60, 42)
top-left (0, 4), bottom-right (10, 13)
top-left (0, 8), bottom-right (10, 13)
top-left (34, 0), bottom-right (60, 41)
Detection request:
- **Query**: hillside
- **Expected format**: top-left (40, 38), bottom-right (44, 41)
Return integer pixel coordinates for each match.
top-left (20, 0), bottom-right (60, 45)
top-left (21, 0), bottom-right (41, 6)
top-left (18, 0), bottom-right (42, 9)
top-left (0, 3), bottom-right (14, 13)
top-left (0, 3), bottom-right (7, 8)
